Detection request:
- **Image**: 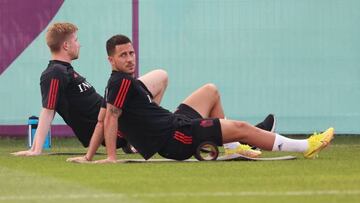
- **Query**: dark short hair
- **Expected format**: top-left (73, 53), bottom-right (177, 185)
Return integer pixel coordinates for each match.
top-left (106, 34), bottom-right (132, 56)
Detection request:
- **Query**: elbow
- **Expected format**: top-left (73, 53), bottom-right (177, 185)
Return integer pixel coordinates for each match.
top-left (96, 120), bottom-right (104, 129)
top-left (104, 104), bottom-right (121, 128)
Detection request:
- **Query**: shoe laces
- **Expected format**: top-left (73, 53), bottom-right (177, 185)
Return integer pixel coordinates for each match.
top-left (308, 132), bottom-right (327, 149)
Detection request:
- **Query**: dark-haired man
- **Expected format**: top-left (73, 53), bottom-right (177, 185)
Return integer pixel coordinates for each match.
top-left (69, 34), bottom-right (334, 163)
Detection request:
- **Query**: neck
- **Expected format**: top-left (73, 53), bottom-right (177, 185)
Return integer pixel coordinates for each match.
top-left (111, 67), bottom-right (135, 77)
top-left (51, 53), bottom-right (72, 63)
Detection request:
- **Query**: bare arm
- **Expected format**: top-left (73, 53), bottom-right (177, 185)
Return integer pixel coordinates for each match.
top-left (66, 108), bottom-right (107, 163)
top-left (95, 103), bottom-right (122, 163)
top-left (85, 108), bottom-right (106, 160)
top-left (12, 108), bottom-right (54, 156)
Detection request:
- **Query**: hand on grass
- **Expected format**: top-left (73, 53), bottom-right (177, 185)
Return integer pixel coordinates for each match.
top-left (11, 150), bottom-right (41, 156)
top-left (93, 158), bottom-right (117, 164)
top-left (66, 156), bottom-right (92, 164)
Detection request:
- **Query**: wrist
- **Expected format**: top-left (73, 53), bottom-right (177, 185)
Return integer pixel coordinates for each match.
top-left (33, 148), bottom-right (42, 154)
top-left (84, 155), bottom-right (91, 161)
top-left (108, 156), bottom-right (117, 161)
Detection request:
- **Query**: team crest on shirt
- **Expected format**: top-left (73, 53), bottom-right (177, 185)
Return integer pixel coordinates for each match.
top-left (73, 73), bottom-right (78, 78)
top-left (200, 120), bottom-right (214, 128)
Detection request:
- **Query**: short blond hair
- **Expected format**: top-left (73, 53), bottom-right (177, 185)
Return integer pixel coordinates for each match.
top-left (46, 22), bottom-right (78, 53)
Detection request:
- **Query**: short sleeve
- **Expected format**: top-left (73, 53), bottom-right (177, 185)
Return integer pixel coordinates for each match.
top-left (101, 96), bottom-right (107, 108)
top-left (106, 77), bottom-right (133, 109)
top-left (40, 71), bottom-right (66, 110)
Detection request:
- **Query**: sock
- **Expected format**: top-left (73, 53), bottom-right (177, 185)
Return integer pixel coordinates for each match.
top-left (223, 142), bottom-right (241, 150)
top-left (272, 133), bottom-right (308, 152)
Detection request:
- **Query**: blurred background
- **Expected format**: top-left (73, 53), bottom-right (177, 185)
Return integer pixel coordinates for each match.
top-left (1, 0), bottom-right (359, 136)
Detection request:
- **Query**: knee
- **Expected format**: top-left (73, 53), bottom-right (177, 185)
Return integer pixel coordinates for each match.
top-left (154, 69), bottom-right (168, 87)
top-left (203, 83), bottom-right (219, 98)
top-left (233, 120), bottom-right (251, 129)
top-left (96, 120), bottom-right (104, 128)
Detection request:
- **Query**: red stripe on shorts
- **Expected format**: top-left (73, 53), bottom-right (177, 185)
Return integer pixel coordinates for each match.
top-left (174, 131), bottom-right (192, 144)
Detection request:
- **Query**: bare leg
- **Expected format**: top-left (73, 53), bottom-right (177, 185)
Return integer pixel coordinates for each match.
top-left (219, 119), bottom-right (336, 159)
top-left (220, 119), bottom-right (275, 150)
top-left (181, 83), bottom-right (224, 118)
top-left (138, 69), bottom-right (168, 105)
top-left (181, 84), bottom-right (260, 154)
top-left (181, 84), bottom-right (275, 157)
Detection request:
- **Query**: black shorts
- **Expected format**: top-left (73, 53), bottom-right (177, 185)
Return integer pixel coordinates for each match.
top-left (158, 104), bottom-right (223, 160)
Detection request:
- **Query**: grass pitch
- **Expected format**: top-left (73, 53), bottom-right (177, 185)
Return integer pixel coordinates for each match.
top-left (0, 136), bottom-right (360, 203)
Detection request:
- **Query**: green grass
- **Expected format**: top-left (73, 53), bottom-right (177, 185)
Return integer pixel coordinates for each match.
top-left (1, 136), bottom-right (360, 203)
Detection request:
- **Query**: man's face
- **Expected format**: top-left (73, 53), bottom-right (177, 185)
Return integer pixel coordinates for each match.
top-left (108, 42), bottom-right (136, 75)
top-left (65, 32), bottom-right (80, 60)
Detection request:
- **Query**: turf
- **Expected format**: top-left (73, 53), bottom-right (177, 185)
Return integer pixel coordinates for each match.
top-left (0, 136), bottom-right (360, 203)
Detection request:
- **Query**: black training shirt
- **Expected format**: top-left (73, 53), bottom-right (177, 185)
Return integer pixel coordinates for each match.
top-left (40, 60), bottom-right (102, 146)
top-left (105, 71), bottom-right (175, 159)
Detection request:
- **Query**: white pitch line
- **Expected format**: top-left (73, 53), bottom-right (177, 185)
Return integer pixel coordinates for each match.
top-left (0, 194), bottom-right (126, 201)
top-left (131, 190), bottom-right (360, 198)
top-left (0, 190), bottom-right (359, 201)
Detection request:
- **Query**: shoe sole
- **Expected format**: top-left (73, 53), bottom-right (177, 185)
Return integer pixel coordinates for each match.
top-left (225, 151), bottom-right (262, 158)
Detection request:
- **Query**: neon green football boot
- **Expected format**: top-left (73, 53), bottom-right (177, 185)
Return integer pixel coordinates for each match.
top-left (304, 127), bottom-right (335, 159)
top-left (225, 144), bottom-right (262, 158)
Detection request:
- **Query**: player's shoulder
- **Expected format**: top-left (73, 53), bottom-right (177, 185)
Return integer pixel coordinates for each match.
top-left (41, 60), bottom-right (70, 79)
top-left (108, 71), bottom-right (134, 84)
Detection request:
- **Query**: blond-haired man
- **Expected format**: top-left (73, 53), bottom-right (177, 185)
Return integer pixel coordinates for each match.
top-left (12, 22), bottom-right (168, 158)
